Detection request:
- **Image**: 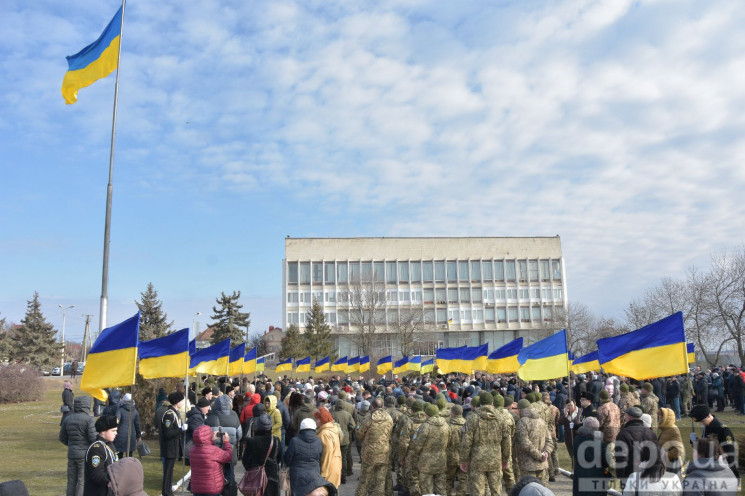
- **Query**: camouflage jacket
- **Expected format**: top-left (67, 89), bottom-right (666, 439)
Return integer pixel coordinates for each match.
top-left (387, 407), bottom-right (403, 446)
top-left (354, 410), bottom-right (370, 448)
top-left (408, 416), bottom-right (449, 474)
top-left (515, 408), bottom-right (551, 472)
top-left (640, 393), bottom-right (659, 430)
top-left (397, 411), bottom-right (427, 461)
top-left (357, 408), bottom-right (393, 465)
top-left (446, 415), bottom-right (466, 467)
top-left (496, 407), bottom-right (515, 438)
top-left (597, 400), bottom-right (621, 443)
top-left (617, 392), bottom-right (637, 416)
top-left (459, 404), bottom-right (510, 473)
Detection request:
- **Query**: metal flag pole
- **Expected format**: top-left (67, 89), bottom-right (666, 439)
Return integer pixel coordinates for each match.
top-left (98, 0), bottom-right (127, 334)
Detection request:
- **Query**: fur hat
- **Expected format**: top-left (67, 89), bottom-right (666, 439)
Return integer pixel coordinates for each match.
top-left (168, 392), bottom-right (184, 406)
top-left (95, 415), bottom-right (118, 432)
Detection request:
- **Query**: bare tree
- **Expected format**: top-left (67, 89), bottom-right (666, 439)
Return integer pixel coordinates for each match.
top-left (348, 278), bottom-right (387, 357)
top-left (553, 302), bottom-right (597, 355)
top-left (391, 307), bottom-right (430, 356)
top-left (705, 250), bottom-right (745, 365)
top-left (686, 267), bottom-right (732, 366)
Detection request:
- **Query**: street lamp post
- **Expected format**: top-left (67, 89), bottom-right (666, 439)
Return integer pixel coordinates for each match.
top-left (58, 304), bottom-right (75, 375)
top-left (191, 312), bottom-right (201, 343)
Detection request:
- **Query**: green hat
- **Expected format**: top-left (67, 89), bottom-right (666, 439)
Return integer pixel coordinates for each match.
top-left (436, 395), bottom-right (447, 410)
top-left (411, 400), bottom-right (424, 412)
top-left (599, 390), bottom-right (610, 402)
top-left (397, 395), bottom-right (406, 406)
top-left (406, 397), bottom-right (416, 408)
top-left (478, 392), bottom-right (493, 405)
top-left (451, 405), bottom-right (463, 416)
top-left (528, 392), bottom-right (539, 403)
top-left (425, 404), bottom-right (439, 417)
top-left (338, 390), bottom-right (347, 399)
top-left (642, 382), bottom-right (653, 393)
top-left (493, 394), bottom-right (504, 408)
top-left (620, 384), bottom-right (629, 393)
top-left (517, 399), bottom-right (531, 410)
top-left (504, 395), bottom-right (514, 407)
top-left (491, 390), bottom-right (499, 398)
top-left (470, 396), bottom-right (481, 408)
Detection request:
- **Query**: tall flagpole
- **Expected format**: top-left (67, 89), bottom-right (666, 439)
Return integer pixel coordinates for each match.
top-left (98, 0), bottom-right (127, 334)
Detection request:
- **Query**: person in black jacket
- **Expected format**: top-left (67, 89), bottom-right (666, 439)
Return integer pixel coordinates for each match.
top-left (84, 415), bottom-right (119, 496)
top-left (243, 413), bottom-right (281, 496)
top-left (159, 392), bottom-right (185, 496)
top-left (613, 406), bottom-right (658, 486)
top-left (185, 397), bottom-right (211, 465)
top-left (690, 404), bottom-right (739, 481)
top-left (60, 396), bottom-right (97, 496)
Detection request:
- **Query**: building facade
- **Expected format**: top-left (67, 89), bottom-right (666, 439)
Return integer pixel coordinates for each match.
top-left (282, 237), bottom-right (568, 358)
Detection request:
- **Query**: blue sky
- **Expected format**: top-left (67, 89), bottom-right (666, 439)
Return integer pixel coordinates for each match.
top-left (2, 0), bottom-right (744, 342)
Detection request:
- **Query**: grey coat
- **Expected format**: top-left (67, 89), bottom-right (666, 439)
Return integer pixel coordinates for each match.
top-left (682, 457), bottom-right (738, 496)
top-left (59, 396), bottom-right (97, 459)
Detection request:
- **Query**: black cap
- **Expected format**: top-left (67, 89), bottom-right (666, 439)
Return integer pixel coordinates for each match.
top-left (168, 392), bottom-right (185, 405)
top-left (196, 397), bottom-right (211, 408)
top-left (689, 404), bottom-right (710, 422)
top-left (202, 386), bottom-right (212, 396)
top-left (95, 415), bottom-right (118, 432)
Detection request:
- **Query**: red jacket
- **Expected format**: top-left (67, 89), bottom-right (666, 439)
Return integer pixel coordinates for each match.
top-left (240, 393), bottom-right (262, 425)
top-left (189, 425), bottom-right (233, 494)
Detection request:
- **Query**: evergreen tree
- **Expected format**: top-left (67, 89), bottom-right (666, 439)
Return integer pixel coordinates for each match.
top-left (304, 299), bottom-right (335, 361)
top-left (279, 324), bottom-right (303, 360)
top-left (11, 292), bottom-right (59, 368)
top-left (210, 291), bottom-right (251, 345)
top-left (135, 282), bottom-right (174, 340)
top-left (0, 314), bottom-right (12, 362)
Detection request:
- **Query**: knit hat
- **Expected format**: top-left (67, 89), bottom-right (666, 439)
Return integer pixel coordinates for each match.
top-left (211, 386), bottom-right (220, 396)
top-left (405, 397), bottom-right (416, 408)
top-left (360, 400), bottom-right (370, 411)
top-left (689, 404), bottom-right (710, 422)
top-left (196, 398), bottom-right (210, 408)
top-left (493, 394), bottom-right (505, 408)
top-left (620, 384), bottom-right (629, 393)
top-left (641, 382), bottom-right (653, 393)
top-left (599, 390), bottom-right (610, 402)
top-left (478, 392), bottom-right (493, 405)
top-left (640, 414), bottom-right (652, 428)
top-left (435, 395), bottom-right (447, 410)
top-left (338, 390), bottom-right (347, 400)
top-left (397, 395), bottom-right (406, 406)
top-left (121, 393), bottom-right (132, 403)
top-left (95, 415), bottom-right (118, 432)
top-left (451, 405), bottom-right (463, 416)
top-left (517, 399), bottom-right (531, 410)
top-left (253, 403), bottom-right (266, 417)
top-left (385, 396), bottom-right (395, 407)
top-left (411, 400), bottom-right (424, 412)
top-left (168, 392), bottom-right (184, 406)
top-left (317, 391), bottom-right (328, 401)
top-left (583, 417), bottom-right (600, 430)
top-left (255, 413), bottom-right (273, 433)
top-left (425, 404), bottom-right (439, 417)
top-left (300, 418), bottom-right (317, 431)
top-left (470, 396), bottom-right (481, 408)
top-left (504, 395), bottom-right (514, 408)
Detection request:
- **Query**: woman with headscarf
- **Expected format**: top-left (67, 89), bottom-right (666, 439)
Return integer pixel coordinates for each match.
top-left (283, 418), bottom-right (337, 496)
top-left (657, 407), bottom-right (684, 475)
top-left (314, 408), bottom-right (342, 488)
top-left (572, 416), bottom-right (610, 496)
top-left (61, 381), bottom-right (75, 426)
top-left (242, 411), bottom-right (281, 496)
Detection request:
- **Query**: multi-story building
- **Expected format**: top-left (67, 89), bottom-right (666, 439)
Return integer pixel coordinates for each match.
top-left (282, 237), bottom-right (568, 358)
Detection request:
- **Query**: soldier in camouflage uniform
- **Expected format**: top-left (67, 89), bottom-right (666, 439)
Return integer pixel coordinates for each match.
top-left (446, 405), bottom-right (467, 496)
top-left (436, 394), bottom-right (451, 420)
top-left (384, 396), bottom-right (402, 496)
top-left (681, 375), bottom-right (693, 416)
top-left (408, 404), bottom-right (450, 496)
top-left (515, 399), bottom-right (552, 485)
top-left (392, 397), bottom-right (413, 491)
top-left (459, 392), bottom-right (511, 496)
top-left (542, 392), bottom-right (560, 481)
top-left (639, 382), bottom-right (659, 432)
top-left (356, 398), bottom-right (394, 496)
top-left (398, 400), bottom-right (427, 496)
top-left (355, 400), bottom-right (371, 457)
top-left (504, 395), bottom-right (521, 482)
top-left (629, 384), bottom-right (641, 405)
top-left (617, 384), bottom-right (637, 425)
top-left (492, 394), bottom-right (516, 492)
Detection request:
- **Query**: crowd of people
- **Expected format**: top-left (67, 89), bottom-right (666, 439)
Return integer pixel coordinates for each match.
top-left (57, 364), bottom-right (744, 496)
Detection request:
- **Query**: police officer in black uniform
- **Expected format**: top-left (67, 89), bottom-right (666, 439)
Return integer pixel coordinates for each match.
top-left (574, 391), bottom-right (598, 435)
top-left (690, 404), bottom-right (739, 480)
top-left (160, 392), bottom-right (185, 496)
top-left (84, 415), bottom-right (119, 496)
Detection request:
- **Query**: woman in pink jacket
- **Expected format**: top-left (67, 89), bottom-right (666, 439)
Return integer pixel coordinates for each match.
top-left (189, 424), bottom-right (233, 496)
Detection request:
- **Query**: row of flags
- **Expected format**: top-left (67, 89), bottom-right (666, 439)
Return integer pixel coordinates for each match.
top-left (276, 356), bottom-right (372, 375)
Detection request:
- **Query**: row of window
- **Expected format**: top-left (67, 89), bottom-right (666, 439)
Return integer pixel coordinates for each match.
top-left (287, 287), bottom-right (564, 304)
top-left (287, 259), bottom-right (562, 285)
top-left (287, 305), bottom-right (558, 326)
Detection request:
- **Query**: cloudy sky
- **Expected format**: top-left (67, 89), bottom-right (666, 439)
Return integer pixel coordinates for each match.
top-left (1, 0), bottom-right (744, 342)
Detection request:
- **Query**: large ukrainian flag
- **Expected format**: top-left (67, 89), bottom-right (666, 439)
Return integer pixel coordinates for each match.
top-left (315, 356), bottom-right (330, 374)
top-left (421, 358), bottom-right (434, 374)
top-left (359, 356), bottom-right (370, 373)
top-left (332, 356), bottom-right (348, 372)
top-left (296, 357), bottom-right (311, 374)
top-left (190, 338), bottom-right (230, 376)
top-left (139, 328), bottom-right (189, 379)
top-left (517, 330), bottom-right (570, 381)
top-left (393, 356), bottom-right (409, 375)
top-left (376, 355), bottom-right (393, 375)
top-left (487, 338), bottom-right (523, 374)
top-left (229, 343), bottom-right (245, 376)
top-left (346, 356), bottom-right (360, 374)
top-left (409, 355), bottom-right (422, 372)
top-left (244, 347), bottom-right (257, 374)
top-left (81, 312), bottom-right (139, 401)
top-left (597, 312), bottom-right (688, 380)
top-left (572, 351), bottom-right (600, 375)
top-left (276, 358), bottom-right (293, 373)
top-left (436, 346), bottom-right (467, 374)
top-left (62, 7), bottom-right (123, 104)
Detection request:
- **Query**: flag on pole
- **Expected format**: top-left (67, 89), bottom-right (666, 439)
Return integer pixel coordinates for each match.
top-left (462, 344), bottom-right (489, 372)
top-left (487, 338), bottom-right (522, 374)
top-left (687, 342), bottom-right (695, 363)
top-left (62, 7), bottom-right (123, 104)
top-left (244, 347), bottom-right (257, 374)
top-left (315, 356), bottom-right (330, 374)
top-left (436, 346), bottom-right (466, 374)
top-left (421, 358), bottom-right (434, 374)
top-left (376, 355), bottom-right (393, 375)
top-left (346, 356), bottom-right (360, 374)
top-left (139, 328), bottom-right (189, 379)
top-left (409, 355), bottom-right (422, 372)
top-left (228, 343), bottom-right (245, 376)
top-left (81, 312), bottom-right (139, 401)
top-left (296, 357), bottom-right (311, 374)
top-left (571, 351), bottom-right (600, 375)
top-left (517, 330), bottom-right (570, 381)
top-left (190, 339), bottom-right (230, 376)
top-left (256, 356), bottom-right (265, 372)
top-left (359, 356), bottom-right (370, 373)
top-left (393, 356), bottom-right (409, 375)
top-left (332, 356), bottom-right (348, 372)
top-left (276, 358), bottom-right (293, 373)
top-left (597, 312), bottom-right (688, 380)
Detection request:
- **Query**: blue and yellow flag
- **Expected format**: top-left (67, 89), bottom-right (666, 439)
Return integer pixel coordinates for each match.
top-left (81, 312), bottom-right (139, 401)
top-left (189, 339), bottom-right (196, 355)
top-left (409, 355), bottom-right (422, 372)
top-left (598, 312), bottom-right (688, 380)
top-left (436, 346), bottom-right (466, 374)
top-left (244, 347), bottom-right (257, 374)
top-left (276, 358), bottom-right (293, 373)
top-left (393, 356), bottom-right (409, 375)
top-left (332, 356), bottom-right (348, 372)
top-left (190, 338), bottom-right (230, 376)
top-left (347, 356), bottom-right (360, 374)
top-left (228, 343), bottom-right (245, 376)
top-left (315, 356), bottom-right (330, 374)
top-left (687, 342), bottom-right (695, 364)
top-left (421, 358), bottom-right (434, 374)
top-left (256, 356), bottom-right (265, 372)
top-left (296, 357), bottom-right (311, 374)
top-left (377, 355), bottom-right (393, 375)
top-left (487, 338), bottom-right (522, 374)
top-left (359, 356), bottom-right (370, 373)
top-left (139, 328), bottom-right (188, 379)
top-left (62, 7), bottom-right (123, 104)
top-left (572, 351), bottom-right (600, 375)
top-left (517, 330), bottom-right (570, 381)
